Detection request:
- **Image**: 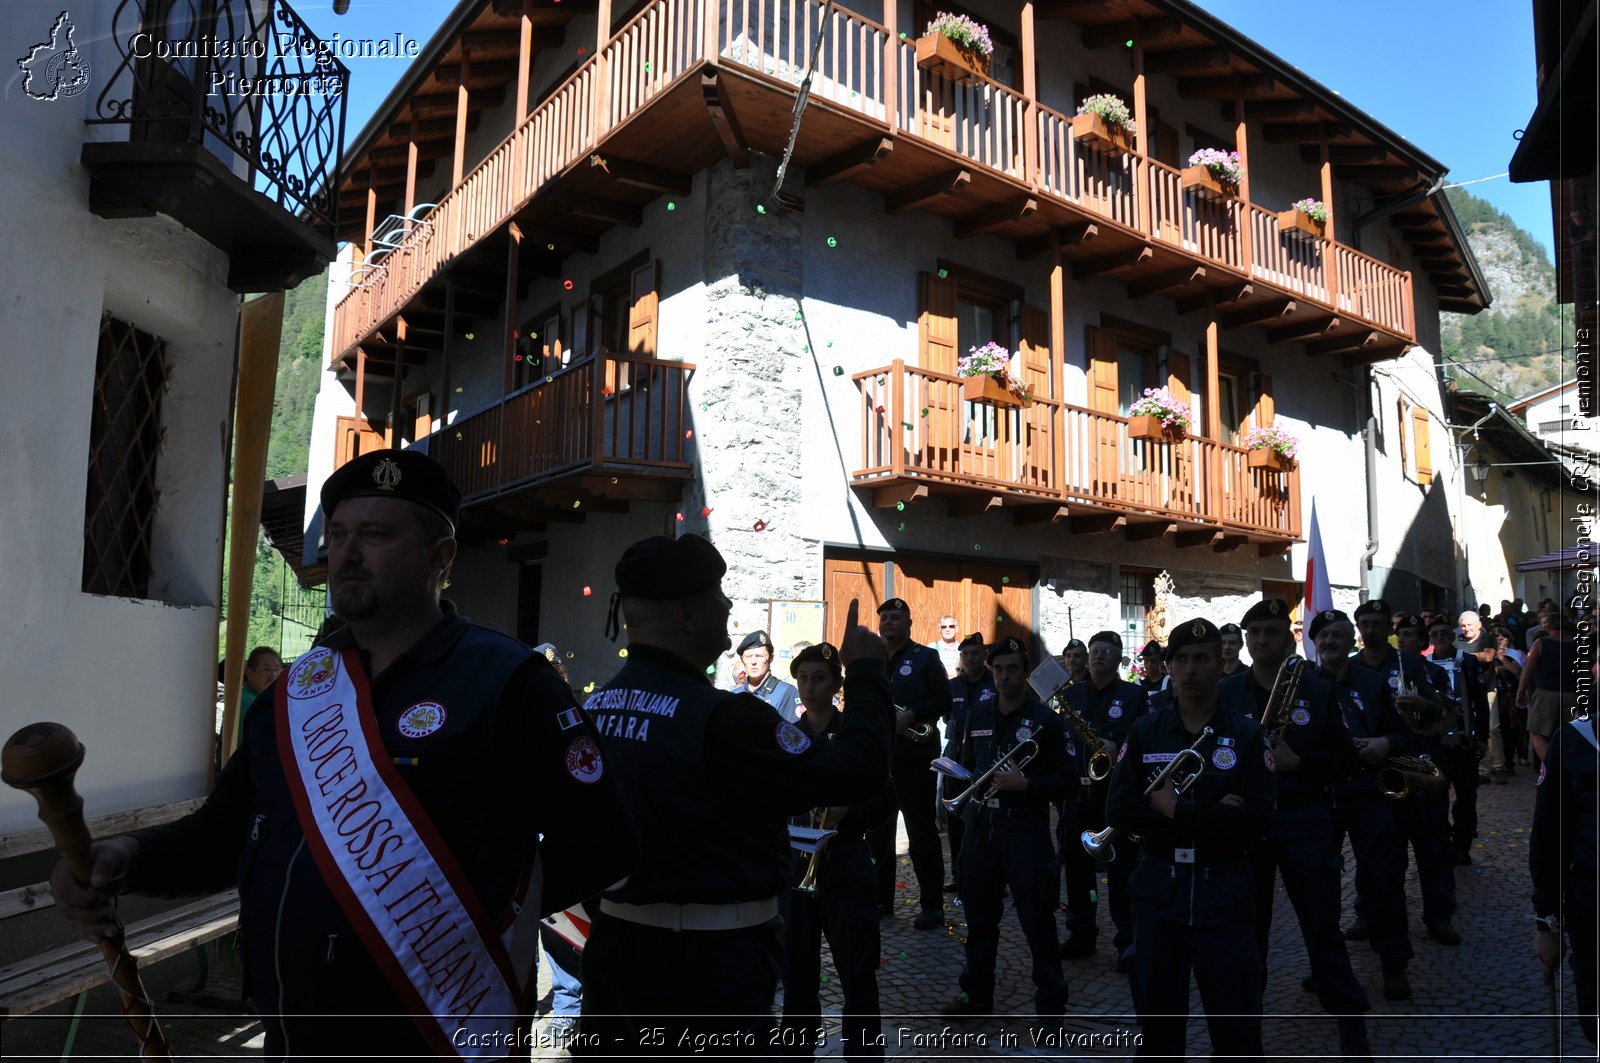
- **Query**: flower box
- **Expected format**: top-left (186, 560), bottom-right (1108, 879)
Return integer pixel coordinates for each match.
top-left (1181, 165), bottom-right (1237, 202)
top-left (1277, 208), bottom-right (1325, 242)
top-left (1128, 415), bottom-right (1181, 442)
top-left (1248, 448), bottom-right (1291, 471)
top-left (915, 33), bottom-right (989, 84)
top-left (964, 374), bottom-right (1026, 408)
top-left (1071, 111), bottom-right (1132, 154)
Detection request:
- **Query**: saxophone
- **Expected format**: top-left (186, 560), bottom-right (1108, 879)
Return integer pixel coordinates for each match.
top-left (1259, 654), bottom-right (1309, 746)
top-left (1374, 752), bottom-right (1447, 800)
top-left (1050, 695), bottom-right (1113, 782)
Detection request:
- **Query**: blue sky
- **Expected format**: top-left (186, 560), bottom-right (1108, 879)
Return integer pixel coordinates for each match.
top-left (302, 0), bottom-right (1553, 256)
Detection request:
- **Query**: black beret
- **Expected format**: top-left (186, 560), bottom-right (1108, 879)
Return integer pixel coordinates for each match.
top-left (1353, 599), bottom-right (1392, 620)
top-left (1241, 597), bottom-right (1292, 627)
top-left (614, 533), bottom-right (727, 599)
top-left (790, 641), bottom-right (842, 678)
top-left (1219, 623), bottom-right (1242, 637)
top-left (1395, 613), bottom-right (1426, 634)
top-left (1061, 639), bottom-right (1086, 652)
top-left (1307, 609), bottom-right (1352, 641)
top-left (1140, 640), bottom-right (1165, 658)
top-left (1087, 630), bottom-right (1122, 650)
top-left (878, 598), bottom-right (910, 614)
top-left (1166, 618), bottom-right (1219, 656)
top-left (987, 636), bottom-right (1029, 666)
top-left (1425, 614), bottom-right (1456, 632)
top-left (321, 448), bottom-right (462, 531)
top-left (958, 632), bottom-right (986, 650)
top-left (737, 630), bottom-right (773, 655)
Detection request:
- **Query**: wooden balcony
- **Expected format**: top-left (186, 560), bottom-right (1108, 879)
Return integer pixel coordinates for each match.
top-left (422, 352), bottom-right (696, 526)
top-left (329, 0), bottom-right (1416, 365)
top-left (855, 361), bottom-right (1301, 550)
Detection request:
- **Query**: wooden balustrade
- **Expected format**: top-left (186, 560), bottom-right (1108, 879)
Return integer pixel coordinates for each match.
top-left (429, 352), bottom-right (696, 503)
top-left (329, 0), bottom-right (1415, 365)
top-left (856, 362), bottom-right (1299, 539)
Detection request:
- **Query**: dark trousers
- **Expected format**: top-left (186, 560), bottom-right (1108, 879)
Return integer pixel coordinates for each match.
top-left (1363, 787), bottom-right (1454, 922)
top-left (782, 875), bottom-right (883, 1061)
top-left (1567, 883), bottom-right (1599, 1047)
top-left (1128, 863), bottom-right (1263, 1063)
top-left (868, 753), bottom-right (943, 913)
top-left (1442, 746), bottom-right (1479, 856)
top-left (958, 807), bottom-right (1068, 1016)
top-left (1057, 799), bottom-right (1132, 949)
top-left (581, 914), bottom-right (782, 1059)
top-left (1249, 805), bottom-right (1370, 1015)
top-left (1332, 791), bottom-right (1414, 962)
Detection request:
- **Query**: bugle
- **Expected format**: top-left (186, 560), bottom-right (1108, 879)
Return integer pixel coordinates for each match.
top-left (931, 738), bottom-right (1040, 817)
top-left (1081, 726), bottom-right (1213, 863)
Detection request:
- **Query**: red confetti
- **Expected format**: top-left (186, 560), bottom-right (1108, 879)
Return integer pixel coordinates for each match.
top-left (701, 506), bottom-right (713, 516)
top-left (685, 429), bottom-right (694, 439)
top-left (602, 386), bottom-right (614, 397)
top-left (514, 354), bottom-right (523, 361)
top-left (676, 512), bottom-right (684, 521)
top-left (563, 279), bottom-right (574, 290)
top-left (896, 881), bottom-right (906, 889)
top-left (577, 46), bottom-right (586, 54)
top-left (497, 538), bottom-right (509, 546)
top-left (753, 520), bottom-right (767, 531)
top-left (582, 586), bottom-right (592, 596)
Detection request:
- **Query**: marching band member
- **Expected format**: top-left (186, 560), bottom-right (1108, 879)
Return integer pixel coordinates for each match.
top-left (1220, 599), bottom-right (1370, 1056)
top-left (940, 637), bottom-right (1072, 1021)
top-left (781, 643), bottom-right (893, 1062)
top-left (1107, 618), bottom-right (1274, 1062)
top-left (945, 632), bottom-right (995, 893)
top-left (732, 630), bottom-right (801, 722)
top-left (1059, 630), bottom-right (1147, 967)
top-left (1426, 615), bottom-right (1491, 866)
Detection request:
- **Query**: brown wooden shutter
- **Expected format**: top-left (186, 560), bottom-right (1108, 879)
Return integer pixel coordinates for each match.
top-left (1019, 303), bottom-right (1051, 399)
top-left (1088, 326), bottom-right (1118, 414)
top-left (542, 312), bottom-right (563, 372)
top-left (919, 271), bottom-right (958, 374)
top-left (1166, 349), bottom-right (1191, 405)
top-left (628, 260), bottom-right (659, 357)
top-left (1413, 406), bottom-right (1433, 484)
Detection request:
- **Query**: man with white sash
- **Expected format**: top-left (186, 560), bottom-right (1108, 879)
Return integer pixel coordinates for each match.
top-left (50, 449), bottom-right (637, 1058)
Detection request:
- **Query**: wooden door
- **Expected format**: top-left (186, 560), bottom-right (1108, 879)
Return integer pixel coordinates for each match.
top-left (919, 272), bottom-right (960, 472)
top-left (823, 556), bottom-right (887, 646)
top-left (824, 553), bottom-right (1034, 649)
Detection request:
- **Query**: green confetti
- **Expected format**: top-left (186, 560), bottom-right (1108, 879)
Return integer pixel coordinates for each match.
top-left (937, 268), bottom-right (949, 278)
top-left (706, 666), bottom-right (716, 675)
top-left (667, 201), bottom-right (676, 211)
top-left (902, 421), bottom-right (914, 430)
top-left (920, 408), bottom-right (929, 417)
top-left (644, 61), bottom-right (653, 72)
top-left (1002, 576), bottom-right (1010, 584)
top-left (896, 501), bottom-right (905, 511)
top-left (832, 366), bottom-right (844, 376)
top-left (898, 522), bottom-right (906, 531)
top-left (756, 204), bottom-right (766, 214)
top-left (827, 236), bottom-right (838, 247)
top-left (826, 341), bottom-right (834, 347)
top-left (974, 543), bottom-right (982, 551)
top-left (1089, 889), bottom-right (1098, 902)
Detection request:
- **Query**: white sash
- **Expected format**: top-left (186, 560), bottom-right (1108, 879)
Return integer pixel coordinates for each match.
top-left (278, 647), bottom-right (520, 1058)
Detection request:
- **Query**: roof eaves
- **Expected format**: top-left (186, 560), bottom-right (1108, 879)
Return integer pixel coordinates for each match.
top-left (1430, 190), bottom-right (1493, 311)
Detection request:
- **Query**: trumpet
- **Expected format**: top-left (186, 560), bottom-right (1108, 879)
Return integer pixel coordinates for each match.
top-left (788, 808), bottom-right (839, 895)
top-left (1260, 654), bottom-right (1308, 747)
top-left (896, 704), bottom-right (937, 742)
top-left (1081, 726), bottom-right (1213, 863)
top-left (931, 738), bottom-right (1040, 817)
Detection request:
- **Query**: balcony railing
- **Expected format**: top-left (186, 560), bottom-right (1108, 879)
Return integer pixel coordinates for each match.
top-left (855, 361), bottom-right (1300, 541)
top-left (330, 0), bottom-right (1413, 361)
top-left (88, 0), bottom-right (348, 233)
top-left (427, 352), bottom-right (696, 503)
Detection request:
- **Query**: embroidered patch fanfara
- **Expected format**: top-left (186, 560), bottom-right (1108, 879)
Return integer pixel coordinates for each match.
top-left (397, 701), bottom-right (447, 738)
top-left (1290, 706), bottom-right (1312, 727)
top-left (1108, 702), bottom-right (1124, 719)
top-left (776, 721), bottom-right (812, 755)
top-left (288, 648), bottom-right (339, 700)
top-left (1014, 725), bottom-right (1033, 743)
top-left (1212, 746), bottom-right (1238, 770)
top-left (565, 736), bottom-right (604, 783)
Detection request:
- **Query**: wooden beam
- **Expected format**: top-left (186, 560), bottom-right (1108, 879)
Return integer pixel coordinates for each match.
top-left (552, 192), bottom-right (643, 227)
top-left (702, 72), bottom-right (749, 169)
top-left (580, 474), bottom-right (685, 501)
top-left (1176, 73), bottom-right (1275, 99)
top-left (1143, 47), bottom-right (1230, 74)
top-left (1212, 535), bottom-right (1249, 553)
top-left (435, 60), bottom-right (515, 86)
top-left (1218, 299), bottom-right (1295, 328)
top-left (1267, 316), bottom-right (1339, 343)
top-left (1128, 266), bottom-right (1205, 298)
top-left (1333, 166), bottom-right (1418, 184)
top-left (1341, 342), bottom-right (1410, 367)
top-left (954, 197), bottom-right (1037, 238)
top-left (526, 225), bottom-right (600, 254)
top-left (1263, 122), bottom-right (1351, 143)
top-left (1176, 529), bottom-right (1225, 549)
top-left (1221, 99), bottom-right (1316, 121)
top-left (589, 154), bottom-right (694, 194)
top-left (1300, 144), bottom-right (1391, 165)
top-left (1258, 541), bottom-right (1294, 558)
top-left (885, 168), bottom-right (971, 214)
top-left (872, 483), bottom-right (929, 509)
top-left (1013, 505), bottom-right (1072, 525)
top-left (947, 495), bottom-right (1005, 517)
top-left (515, 4), bottom-right (532, 121)
top-left (1307, 330), bottom-right (1379, 357)
top-left (411, 88), bottom-right (503, 117)
top-left (452, 53), bottom-right (470, 186)
top-left (1177, 282), bottom-right (1251, 314)
top-left (1069, 513), bottom-right (1126, 535)
top-left (807, 137), bottom-right (894, 186)
top-left (1081, 18), bottom-right (1181, 48)
top-left (1020, 221), bottom-right (1098, 258)
top-left (1126, 521), bottom-right (1177, 541)
top-left (505, 540), bottom-right (550, 563)
top-left (1072, 245), bottom-right (1152, 279)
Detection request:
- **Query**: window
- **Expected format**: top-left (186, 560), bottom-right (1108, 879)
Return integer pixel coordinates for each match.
top-left (83, 314), bottom-right (168, 598)
top-left (956, 291), bottom-right (1004, 357)
top-left (1217, 370), bottom-right (1244, 445)
top-left (1119, 569), bottom-right (1156, 650)
top-left (582, 257), bottom-right (658, 393)
top-left (402, 390), bottom-right (433, 445)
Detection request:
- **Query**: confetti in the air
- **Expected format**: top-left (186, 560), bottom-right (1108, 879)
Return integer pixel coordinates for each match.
top-left (583, 586), bottom-right (592, 596)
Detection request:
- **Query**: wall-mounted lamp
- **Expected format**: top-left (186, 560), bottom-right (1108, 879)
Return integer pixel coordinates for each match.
top-left (1470, 455), bottom-right (1491, 482)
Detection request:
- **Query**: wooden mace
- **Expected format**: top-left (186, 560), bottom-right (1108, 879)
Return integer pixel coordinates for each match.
top-left (2, 722), bottom-right (172, 1060)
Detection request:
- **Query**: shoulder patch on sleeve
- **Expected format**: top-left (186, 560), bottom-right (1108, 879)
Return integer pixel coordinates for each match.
top-left (776, 720), bottom-right (812, 755)
top-left (556, 707), bottom-right (583, 731)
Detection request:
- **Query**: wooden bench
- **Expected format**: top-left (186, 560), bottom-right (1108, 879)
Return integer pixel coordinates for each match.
top-left (0, 797), bottom-right (239, 1019)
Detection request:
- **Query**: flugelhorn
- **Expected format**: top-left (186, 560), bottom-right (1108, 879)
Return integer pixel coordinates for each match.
top-left (1081, 726), bottom-right (1213, 863)
top-left (1259, 654), bottom-right (1308, 747)
top-left (2, 723), bottom-right (172, 1060)
top-left (931, 738), bottom-right (1040, 817)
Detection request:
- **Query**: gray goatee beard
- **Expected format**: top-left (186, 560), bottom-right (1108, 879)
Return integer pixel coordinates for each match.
top-left (331, 581), bottom-right (378, 621)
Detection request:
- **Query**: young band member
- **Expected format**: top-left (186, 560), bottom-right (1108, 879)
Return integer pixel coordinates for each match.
top-left (49, 450), bottom-right (641, 1058)
top-left (945, 632), bottom-right (995, 891)
top-left (1219, 623), bottom-right (1249, 677)
top-left (941, 637), bottom-right (1072, 1021)
top-left (781, 643), bottom-right (893, 1061)
top-left (1107, 618), bottom-right (1275, 1062)
top-left (1059, 630), bottom-right (1147, 967)
top-left (1311, 609), bottom-right (1417, 1001)
top-left (1220, 599), bottom-right (1370, 1056)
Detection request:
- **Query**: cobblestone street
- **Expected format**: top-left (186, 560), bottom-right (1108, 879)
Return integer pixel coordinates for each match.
top-left (4, 766), bottom-right (1590, 1060)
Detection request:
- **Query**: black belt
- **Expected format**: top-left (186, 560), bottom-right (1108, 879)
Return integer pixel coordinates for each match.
top-left (1138, 846), bottom-right (1248, 869)
top-left (979, 803), bottom-right (1048, 818)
